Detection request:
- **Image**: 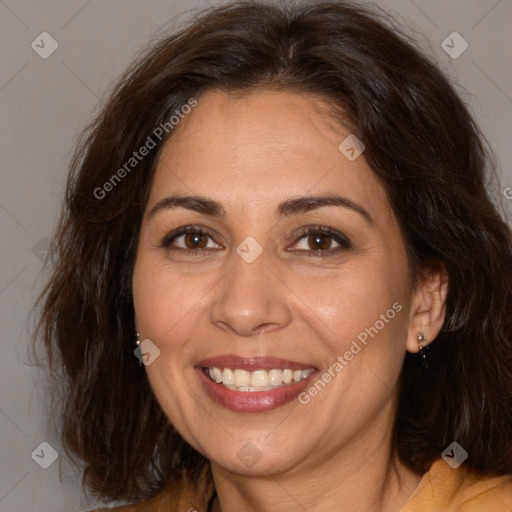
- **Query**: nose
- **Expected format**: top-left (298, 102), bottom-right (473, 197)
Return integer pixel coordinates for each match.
top-left (209, 248), bottom-right (292, 337)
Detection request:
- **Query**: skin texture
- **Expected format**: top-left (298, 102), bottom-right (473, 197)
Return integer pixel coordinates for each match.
top-left (132, 90), bottom-right (448, 512)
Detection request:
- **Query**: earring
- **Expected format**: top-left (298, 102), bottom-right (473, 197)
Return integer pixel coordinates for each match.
top-left (417, 332), bottom-right (429, 371)
top-left (135, 332), bottom-right (142, 367)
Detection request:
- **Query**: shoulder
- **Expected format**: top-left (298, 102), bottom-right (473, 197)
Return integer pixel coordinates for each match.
top-left (402, 458), bottom-right (512, 512)
top-left (87, 469), bottom-right (215, 512)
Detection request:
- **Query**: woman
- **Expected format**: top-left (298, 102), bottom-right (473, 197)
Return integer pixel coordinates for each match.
top-left (34, 1), bottom-right (512, 511)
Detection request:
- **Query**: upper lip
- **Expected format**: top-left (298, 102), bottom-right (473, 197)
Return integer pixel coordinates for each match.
top-left (196, 355), bottom-right (317, 371)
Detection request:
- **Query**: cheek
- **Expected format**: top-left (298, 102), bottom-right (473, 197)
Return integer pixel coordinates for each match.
top-left (132, 251), bottom-right (228, 370)
top-left (293, 262), bottom-right (406, 338)
top-left (132, 256), bottom-right (212, 433)
top-left (295, 275), bottom-right (408, 414)
top-left (290, 258), bottom-right (410, 394)
top-left (133, 256), bottom-right (198, 341)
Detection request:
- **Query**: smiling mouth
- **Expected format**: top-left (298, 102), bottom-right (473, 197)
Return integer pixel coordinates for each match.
top-left (203, 367), bottom-right (315, 392)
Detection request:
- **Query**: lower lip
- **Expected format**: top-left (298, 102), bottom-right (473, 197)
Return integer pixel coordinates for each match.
top-left (196, 368), bottom-right (317, 413)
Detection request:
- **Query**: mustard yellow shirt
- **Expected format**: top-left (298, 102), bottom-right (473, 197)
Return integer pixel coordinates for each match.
top-left (93, 458), bottom-right (512, 512)
top-left (401, 458), bottom-right (512, 512)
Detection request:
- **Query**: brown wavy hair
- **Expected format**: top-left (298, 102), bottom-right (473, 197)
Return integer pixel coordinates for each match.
top-left (33, 0), bottom-right (512, 505)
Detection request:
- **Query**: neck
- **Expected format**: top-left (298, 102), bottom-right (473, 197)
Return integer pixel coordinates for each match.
top-left (210, 455), bottom-right (421, 512)
top-left (209, 410), bottom-right (423, 512)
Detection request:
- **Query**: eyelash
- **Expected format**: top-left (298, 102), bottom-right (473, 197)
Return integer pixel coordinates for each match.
top-left (159, 224), bottom-right (352, 257)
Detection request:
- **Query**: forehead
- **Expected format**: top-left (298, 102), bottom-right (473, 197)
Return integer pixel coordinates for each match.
top-left (149, 90), bottom-right (390, 219)
top-left (159, 89), bottom-right (344, 167)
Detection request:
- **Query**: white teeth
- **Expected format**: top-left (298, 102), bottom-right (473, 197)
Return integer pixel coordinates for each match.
top-left (212, 367), bottom-right (223, 383)
top-left (268, 369), bottom-right (282, 386)
top-left (223, 368), bottom-right (234, 385)
top-left (251, 370), bottom-right (269, 387)
top-left (206, 367), bottom-right (315, 391)
top-left (233, 369), bottom-right (250, 387)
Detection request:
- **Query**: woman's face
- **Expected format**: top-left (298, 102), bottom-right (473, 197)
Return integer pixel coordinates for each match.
top-left (133, 90), bottom-right (421, 476)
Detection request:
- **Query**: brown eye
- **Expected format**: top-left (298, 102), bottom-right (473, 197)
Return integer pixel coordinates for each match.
top-left (184, 232), bottom-right (208, 249)
top-left (307, 233), bottom-right (332, 250)
top-left (160, 226), bottom-right (222, 252)
top-left (290, 226), bottom-right (351, 256)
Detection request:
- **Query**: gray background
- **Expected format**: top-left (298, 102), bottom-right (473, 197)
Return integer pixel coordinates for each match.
top-left (0, 0), bottom-right (511, 511)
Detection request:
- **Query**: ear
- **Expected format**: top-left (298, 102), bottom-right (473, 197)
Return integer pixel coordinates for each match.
top-left (406, 262), bottom-right (449, 353)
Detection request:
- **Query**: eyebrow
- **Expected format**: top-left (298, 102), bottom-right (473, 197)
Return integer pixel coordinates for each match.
top-left (147, 193), bottom-right (373, 224)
